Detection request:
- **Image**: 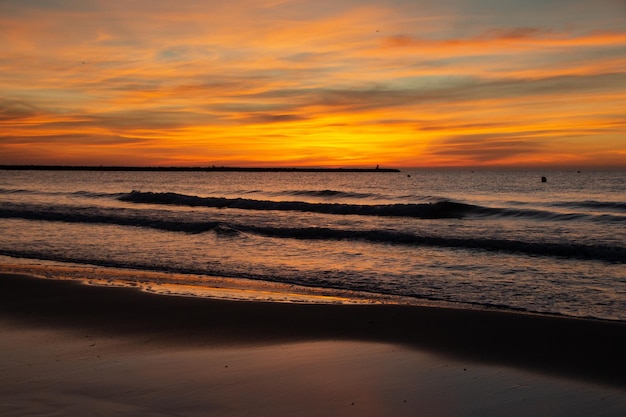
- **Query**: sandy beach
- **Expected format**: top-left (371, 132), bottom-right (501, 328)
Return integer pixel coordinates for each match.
top-left (1, 273), bottom-right (626, 416)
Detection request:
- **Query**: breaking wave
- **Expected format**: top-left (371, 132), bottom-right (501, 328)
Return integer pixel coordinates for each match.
top-left (118, 191), bottom-right (625, 222)
top-left (275, 189), bottom-right (379, 199)
top-left (1, 202), bottom-right (624, 263)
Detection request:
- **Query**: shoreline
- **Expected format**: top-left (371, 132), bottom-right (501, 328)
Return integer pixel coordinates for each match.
top-left (2, 272), bottom-right (625, 388)
top-left (1, 260), bottom-right (623, 322)
top-left (3, 272), bottom-right (626, 416)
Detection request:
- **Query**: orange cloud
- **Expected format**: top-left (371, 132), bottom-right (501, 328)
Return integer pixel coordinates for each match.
top-left (0, 0), bottom-right (625, 168)
top-left (383, 28), bottom-right (626, 50)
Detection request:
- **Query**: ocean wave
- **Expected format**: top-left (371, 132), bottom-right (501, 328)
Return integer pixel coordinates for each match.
top-left (118, 191), bottom-right (626, 223)
top-left (71, 190), bottom-right (124, 198)
top-left (0, 204), bottom-right (226, 234)
top-left (1, 203), bottom-right (624, 263)
top-left (0, 187), bottom-right (121, 199)
top-left (0, 188), bottom-right (35, 195)
top-left (119, 190), bottom-right (475, 219)
top-left (275, 189), bottom-right (379, 199)
top-left (249, 226), bottom-right (626, 263)
top-left (551, 200), bottom-right (626, 212)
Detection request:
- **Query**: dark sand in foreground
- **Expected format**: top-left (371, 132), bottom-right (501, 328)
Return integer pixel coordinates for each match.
top-left (1, 273), bottom-right (625, 416)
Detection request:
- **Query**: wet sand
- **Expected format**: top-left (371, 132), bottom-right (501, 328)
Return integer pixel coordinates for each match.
top-left (1, 273), bottom-right (625, 416)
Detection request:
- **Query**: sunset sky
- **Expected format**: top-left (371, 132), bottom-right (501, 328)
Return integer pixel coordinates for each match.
top-left (1, 0), bottom-right (625, 168)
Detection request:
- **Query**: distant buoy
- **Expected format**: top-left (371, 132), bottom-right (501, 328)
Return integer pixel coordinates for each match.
top-left (407, 174), bottom-right (411, 178)
top-left (541, 176), bottom-right (547, 183)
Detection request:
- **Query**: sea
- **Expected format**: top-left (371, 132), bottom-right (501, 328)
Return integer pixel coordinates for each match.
top-left (0, 169), bottom-right (624, 322)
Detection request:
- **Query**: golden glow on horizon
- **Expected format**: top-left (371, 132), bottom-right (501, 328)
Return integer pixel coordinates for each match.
top-left (1, 0), bottom-right (625, 168)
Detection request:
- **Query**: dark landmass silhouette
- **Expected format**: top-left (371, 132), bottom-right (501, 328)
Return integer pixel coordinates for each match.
top-left (0, 165), bottom-right (400, 173)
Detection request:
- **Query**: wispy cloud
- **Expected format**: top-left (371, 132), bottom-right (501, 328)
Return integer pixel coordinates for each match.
top-left (0, 0), bottom-right (624, 167)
